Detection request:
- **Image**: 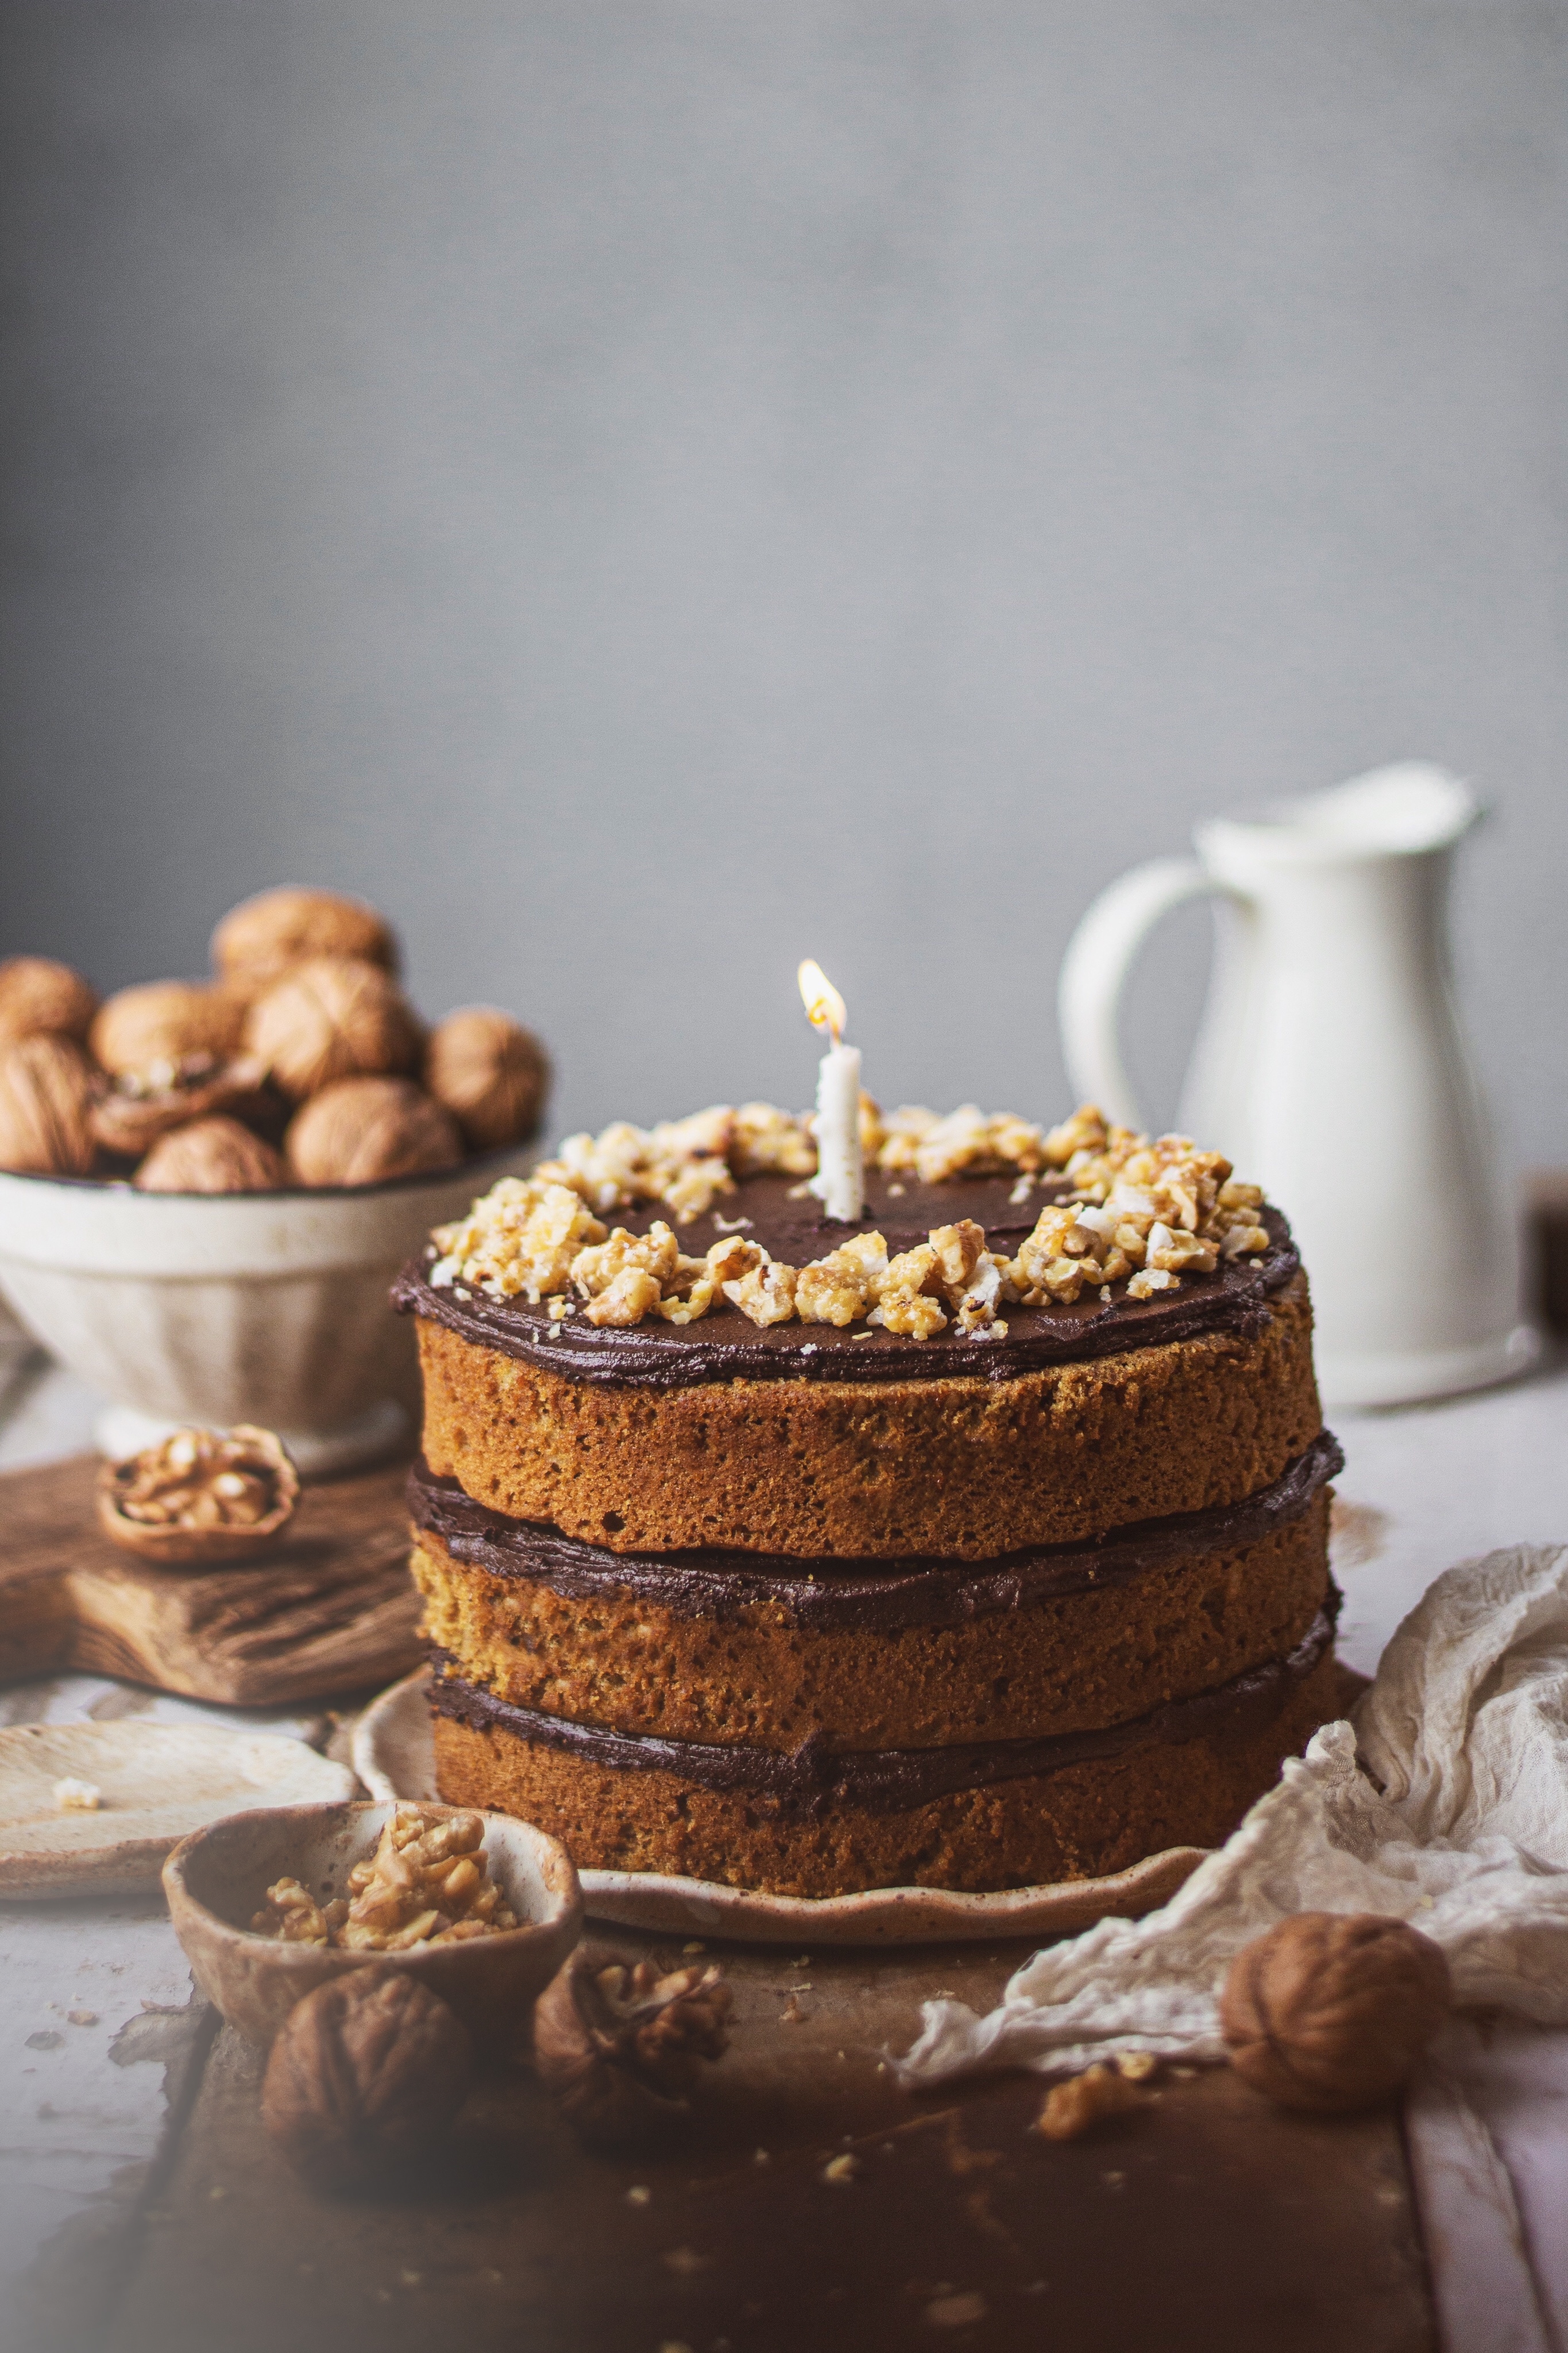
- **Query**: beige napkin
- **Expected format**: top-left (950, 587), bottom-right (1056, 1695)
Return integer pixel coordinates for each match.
top-left (896, 1543), bottom-right (1568, 2086)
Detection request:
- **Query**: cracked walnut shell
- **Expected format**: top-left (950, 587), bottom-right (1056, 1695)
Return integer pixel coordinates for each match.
top-left (0, 1034), bottom-right (96, 1175)
top-left (261, 1968), bottom-right (472, 2188)
top-left (532, 1949), bottom-right (732, 2147)
top-left (89, 1054), bottom-right (276, 1160)
top-left (244, 958), bottom-right (423, 1101)
top-left (90, 981), bottom-right (246, 1077)
top-left (0, 956), bottom-right (98, 1048)
top-left (285, 1075), bottom-right (462, 1186)
top-left (1220, 1912), bottom-right (1451, 2113)
top-left (212, 885), bottom-right (399, 988)
top-left (133, 1116), bottom-right (287, 1194)
top-left (424, 1007), bottom-right (549, 1151)
top-left (98, 1424), bottom-right (299, 1563)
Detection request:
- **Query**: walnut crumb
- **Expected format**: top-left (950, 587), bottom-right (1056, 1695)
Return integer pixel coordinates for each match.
top-left (1033, 2063), bottom-right (1142, 2140)
top-left (53, 1778), bottom-right (102, 1812)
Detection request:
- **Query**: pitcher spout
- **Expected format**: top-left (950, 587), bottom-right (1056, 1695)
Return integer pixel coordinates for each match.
top-left (1199, 762), bottom-right (1479, 868)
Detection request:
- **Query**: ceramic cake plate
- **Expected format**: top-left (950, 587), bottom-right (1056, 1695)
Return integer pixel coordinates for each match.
top-left (353, 1668), bottom-right (1207, 1946)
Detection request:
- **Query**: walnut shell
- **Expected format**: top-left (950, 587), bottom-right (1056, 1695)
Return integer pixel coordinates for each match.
top-left (284, 1076), bottom-right (462, 1186)
top-left (0, 956), bottom-right (98, 1048)
top-left (213, 886), bottom-right (399, 988)
top-left (91, 981), bottom-right (246, 1078)
top-left (244, 959), bottom-right (423, 1101)
top-left (97, 1424), bottom-right (299, 1564)
top-left (424, 1008), bottom-right (550, 1151)
top-left (1220, 1912), bottom-right (1451, 2113)
top-left (261, 1968), bottom-right (472, 2188)
top-left (0, 1035), bottom-right (96, 1175)
top-left (134, 1116), bottom-right (287, 1194)
top-left (88, 1054), bottom-right (276, 1160)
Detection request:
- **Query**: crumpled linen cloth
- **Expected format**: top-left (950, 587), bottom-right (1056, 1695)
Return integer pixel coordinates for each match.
top-left (896, 1543), bottom-right (1568, 2087)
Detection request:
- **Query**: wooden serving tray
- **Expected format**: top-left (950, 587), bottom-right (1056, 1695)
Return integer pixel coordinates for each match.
top-left (0, 1453), bottom-right (422, 1707)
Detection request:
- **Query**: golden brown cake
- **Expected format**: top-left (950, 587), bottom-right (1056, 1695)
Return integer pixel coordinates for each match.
top-left (393, 1104), bottom-right (1341, 1898)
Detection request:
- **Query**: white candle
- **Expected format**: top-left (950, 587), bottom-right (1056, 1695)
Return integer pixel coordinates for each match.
top-left (798, 959), bottom-right (864, 1222)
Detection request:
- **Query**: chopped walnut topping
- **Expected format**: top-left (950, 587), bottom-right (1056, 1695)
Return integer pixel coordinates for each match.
top-left (872, 1105), bottom-right (938, 1174)
top-left (953, 1253), bottom-right (1007, 1338)
top-left (705, 1234), bottom-right (767, 1286)
top-left (425, 1103), bottom-right (1273, 1338)
top-left (927, 1220), bottom-right (987, 1297)
top-left (905, 1104), bottom-right (1048, 1185)
top-left (731, 1101), bottom-right (816, 1177)
top-left (585, 1267), bottom-right (666, 1325)
top-left (431, 1176), bottom-right (607, 1302)
top-left (658, 1156), bottom-right (735, 1222)
top-left (795, 1230), bottom-right (889, 1326)
top-left (723, 1260), bottom-right (798, 1326)
top-left (572, 1222), bottom-right (680, 1300)
top-left (251, 1803), bottom-right (517, 1952)
top-left (534, 1110), bottom-right (737, 1225)
top-left (1041, 1103), bottom-right (1110, 1165)
top-left (867, 1243), bottom-right (948, 1338)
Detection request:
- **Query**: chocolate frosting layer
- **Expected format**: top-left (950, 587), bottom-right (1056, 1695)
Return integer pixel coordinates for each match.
top-left (428, 1588), bottom-right (1340, 1816)
top-left (392, 1168), bottom-right (1299, 1390)
top-left (410, 1429), bottom-right (1343, 1631)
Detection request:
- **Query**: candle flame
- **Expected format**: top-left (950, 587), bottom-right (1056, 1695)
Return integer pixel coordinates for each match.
top-left (797, 959), bottom-right (847, 1044)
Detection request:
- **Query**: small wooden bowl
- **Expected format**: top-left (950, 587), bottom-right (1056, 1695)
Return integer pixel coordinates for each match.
top-left (96, 1425), bottom-right (300, 1565)
top-left (163, 1799), bottom-right (582, 2045)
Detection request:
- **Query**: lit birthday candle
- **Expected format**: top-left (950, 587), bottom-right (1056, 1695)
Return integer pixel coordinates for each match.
top-left (798, 958), bottom-right (864, 1222)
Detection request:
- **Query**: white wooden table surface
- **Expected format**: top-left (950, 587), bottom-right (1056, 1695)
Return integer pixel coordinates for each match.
top-left (1, 1349), bottom-right (1565, 2352)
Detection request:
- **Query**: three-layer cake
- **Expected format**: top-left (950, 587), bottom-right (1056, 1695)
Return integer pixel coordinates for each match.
top-left (393, 1103), bottom-right (1341, 1898)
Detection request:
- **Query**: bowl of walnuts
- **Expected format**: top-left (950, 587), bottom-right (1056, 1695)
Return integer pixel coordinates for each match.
top-left (0, 887), bottom-right (550, 1472)
top-left (163, 1797), bottom-right (582, 2047)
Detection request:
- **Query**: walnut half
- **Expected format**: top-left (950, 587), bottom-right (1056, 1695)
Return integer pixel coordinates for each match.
top-left (96, 1425), bottom-right (299, 1565)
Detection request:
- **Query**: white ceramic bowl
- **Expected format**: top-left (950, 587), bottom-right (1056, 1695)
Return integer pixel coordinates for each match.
top-left (0, 1152), bottom-right (530, 1473)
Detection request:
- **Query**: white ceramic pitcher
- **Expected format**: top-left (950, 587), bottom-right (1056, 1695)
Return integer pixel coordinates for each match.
top-left (1057, 762), bottom-right (1535, 1409)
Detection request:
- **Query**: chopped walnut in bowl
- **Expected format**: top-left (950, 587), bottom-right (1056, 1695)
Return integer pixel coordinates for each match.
top-left (253, 1804), bottom-right (519, 1953)
top-left (162, 1797), bottom-right (582, 2046)
top-left (96, 1425), bottom-right (299, 1565)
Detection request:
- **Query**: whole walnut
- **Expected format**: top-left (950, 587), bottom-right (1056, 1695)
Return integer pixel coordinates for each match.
top-left (0, 1035), bottom-right (96, 1175)
top-left (134, 1116), bottom-right (287, 1194)
top-left (1220, 1912), bottom-right (1451, 2113)
top-left (261, 1969), bottom-right (472, 2188)
top-left (286, 1077), bottom-right (462, 1186)
top-left (425, 1008), bottom-right (550, 1152)
top-left (213, 886), bottom-right (399, 988)
top-left (91, 981), bottom-right (246, 1077)
top-left (244, 959), bottom-right (423, 1101)
top-left (0, 956), bottom-right (98, 1048)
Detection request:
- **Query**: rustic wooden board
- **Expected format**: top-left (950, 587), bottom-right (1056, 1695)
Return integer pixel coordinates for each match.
top-left (0, 1453), bottom-right (422, 1707)
top-left (91, 1933), bottom-right (1433, 2353)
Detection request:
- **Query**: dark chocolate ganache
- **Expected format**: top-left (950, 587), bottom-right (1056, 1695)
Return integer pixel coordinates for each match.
top-left (392, 1167), bottom-right (1299, 1390)
top-left (410, 1430), bottom-right (1342, 1633)
top-left (428, 1588), bottom-right (1340, 1815)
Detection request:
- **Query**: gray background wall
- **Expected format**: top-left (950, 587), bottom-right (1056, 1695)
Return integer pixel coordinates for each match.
top-left (2, 0), bottom-right (1565, 1161)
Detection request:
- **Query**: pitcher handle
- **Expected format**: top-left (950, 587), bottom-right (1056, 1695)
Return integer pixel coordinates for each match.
top-left (1057, 858), bottom-right (1222, 1129)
